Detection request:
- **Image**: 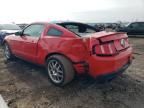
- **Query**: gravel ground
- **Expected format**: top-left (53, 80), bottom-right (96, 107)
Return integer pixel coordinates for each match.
top-left (0, 37), bottom-right (144, 108)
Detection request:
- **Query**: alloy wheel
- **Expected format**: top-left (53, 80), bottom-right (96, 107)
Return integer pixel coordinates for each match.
top-left (47, 59), bottom-right (64, 84)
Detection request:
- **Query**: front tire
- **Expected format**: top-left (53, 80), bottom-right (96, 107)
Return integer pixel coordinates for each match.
top-left (46, 55), bottom-right (75, 86)
top-left (3, 43), bottom-right (14, 60)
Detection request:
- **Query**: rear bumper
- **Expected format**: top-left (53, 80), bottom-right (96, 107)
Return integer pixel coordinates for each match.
top-left (87, 47), bottom-right (132, 78)
top-left (96, 62), bottom-right (130, 81)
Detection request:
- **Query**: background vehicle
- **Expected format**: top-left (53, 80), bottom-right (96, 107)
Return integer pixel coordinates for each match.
top-left (17, 23), bottom-right (28, 29)
top-left (0, 24), bottom-right (21, 44)
top-left (117, 22), bottom-right (144, 36)
top-left (3, 22), bottom-right (132, 86)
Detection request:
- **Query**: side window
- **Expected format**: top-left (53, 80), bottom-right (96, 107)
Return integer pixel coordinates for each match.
top-left (139, 23), bottom-right (144, 28)
top-left (65, 25), bottom-right (79, 33)
top-left (86, 28), bottom-right (96, 33)
top-left (47, 28), bottom-right (63, 36)
top-left (129, 23), bottom-right (139, 28)
top-left (23, 24), bottom-right (44, 37)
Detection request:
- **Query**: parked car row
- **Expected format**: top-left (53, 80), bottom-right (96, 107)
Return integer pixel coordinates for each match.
top-left (117, 22), bottom-right (144, 36)
top-left (88, 22), bottom-right (144, 37)
top-left (88, 23), bottom-right (125, 31)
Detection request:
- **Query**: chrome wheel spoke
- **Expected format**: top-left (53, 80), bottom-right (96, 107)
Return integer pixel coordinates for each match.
top-left (56, 73), bottom-right (63, 77)
top-left (49, 63), bottom-right (53, 70)
top-left (52, 75), bottom-right (57, 80)
top-left (57, 70), bottom-right (63, 74)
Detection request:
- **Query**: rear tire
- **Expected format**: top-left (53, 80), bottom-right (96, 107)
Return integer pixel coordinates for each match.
top-left (46, 55), bottom-right (75, 86)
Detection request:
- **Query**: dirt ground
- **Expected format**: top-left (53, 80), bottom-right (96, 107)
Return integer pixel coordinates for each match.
top-left (0, 37), bottom-right (144, 108)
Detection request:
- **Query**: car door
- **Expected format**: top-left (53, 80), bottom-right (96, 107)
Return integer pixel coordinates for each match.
top-left (20, 24), bottom-right (45, 63)
top-left (9, 32), bottom-right (25, 56)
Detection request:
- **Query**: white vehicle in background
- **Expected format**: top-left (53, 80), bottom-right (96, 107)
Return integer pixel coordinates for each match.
top-left (0, 24), bottom-right (21, 44)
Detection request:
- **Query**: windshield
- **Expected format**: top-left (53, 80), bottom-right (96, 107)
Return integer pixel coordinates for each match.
top-left (0, 24), bottom-right (21, 30)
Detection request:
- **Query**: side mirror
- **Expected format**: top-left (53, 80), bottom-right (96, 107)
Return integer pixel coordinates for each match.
top-left (15, 31), bottom-right (23, 36)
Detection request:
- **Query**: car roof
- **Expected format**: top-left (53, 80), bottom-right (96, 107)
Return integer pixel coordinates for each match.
top-left (126, 22), bottom-right (144, 26)
top-left (130, 22), bottom-right (144, 24)
top-left (31, 21), bottom-right (98, 31)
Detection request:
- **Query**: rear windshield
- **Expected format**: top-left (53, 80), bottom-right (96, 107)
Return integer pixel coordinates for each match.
top-left (0, 24), bottom-right (21, 30)
top-left (57, 22), bottom-right (98, 37)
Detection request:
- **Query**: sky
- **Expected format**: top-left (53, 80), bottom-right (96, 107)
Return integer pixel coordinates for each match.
top-left (0, 0), bottom-right (144, 23)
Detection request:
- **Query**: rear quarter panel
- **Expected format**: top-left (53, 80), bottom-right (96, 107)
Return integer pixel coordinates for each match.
top-left (36, 36), bottom-right (89, 65)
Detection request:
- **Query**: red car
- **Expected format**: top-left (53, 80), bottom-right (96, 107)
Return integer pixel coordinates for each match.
top-left (3, 22), bottom-right (133, 86)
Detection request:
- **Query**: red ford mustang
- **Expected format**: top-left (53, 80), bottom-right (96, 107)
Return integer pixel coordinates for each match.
top-left (3, 22), bottom-right (133, 86)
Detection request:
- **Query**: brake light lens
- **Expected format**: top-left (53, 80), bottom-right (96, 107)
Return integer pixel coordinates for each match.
top-left (95, 42), bottom-right (117, 56)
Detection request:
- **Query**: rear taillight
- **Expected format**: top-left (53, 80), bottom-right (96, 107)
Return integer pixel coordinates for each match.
top-left (94, 42), bottom-right (117, 56)
top-left (94, 38), bottom-right (130, 56)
